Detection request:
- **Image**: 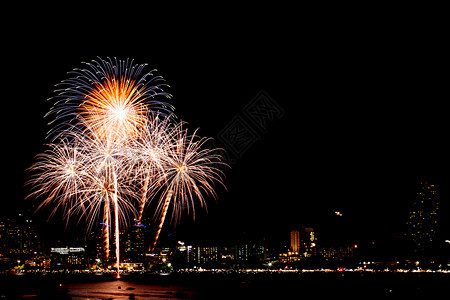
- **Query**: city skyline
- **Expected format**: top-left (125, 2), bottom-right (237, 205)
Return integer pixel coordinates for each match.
top-left (1, 201), bottom-right (448, 273)
top-left (8, 174), bottom-right (448, 246)
top-left (1, 175), bottom-right (447, 257)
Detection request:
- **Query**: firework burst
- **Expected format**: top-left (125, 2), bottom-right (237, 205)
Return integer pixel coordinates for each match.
top-left (28, 128), bottom-right (138, 266)
top-left (145, 124), bottom-right (228, 250)
top-left (46, 57), bottom-right (172, 140)
top-left (28, 57), bottom-right (228, 277)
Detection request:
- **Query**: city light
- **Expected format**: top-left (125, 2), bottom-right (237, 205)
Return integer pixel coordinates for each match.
top-left (2, 212), bottom-right (450, 276)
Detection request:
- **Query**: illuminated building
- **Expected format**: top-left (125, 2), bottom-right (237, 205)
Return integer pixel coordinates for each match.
top-left (173, 240), bottom-right (266, 268)
top-left (248, 240), bottom-right (267, 262)
top-left (278, 251), bottom-right (301, 264)
top-left (0, 214), bottom-right (45, 270)
top-left (0, 219), bottom-right (7, 256)
top-left (22, 218), bottom-right (40, 255)
top-left (320, 245), bottom-right (358, 264)
top-left (234, 241), bottom-right (266, 266)
top-left (197, 246), bottom-right (218, 265)
top-left (0, 214), bottom-right (41, 257)
top-left (407, 178), bottom-right (440, 252)
top-left (173, 241), bottom-right (189, 268)
top-left (186, 245), bottom-right (197, 265)
top-left (235, 243), bottom-right (248, 262)
top-left (301, 228), bottom-right (318, 257)
top-left (50, 246), bottom-right (87, 269)
top-left (219, 246), bottom-right (234, 264)
top-left (86, 228), bottom-right (103, 262)
top-left (0, 219), bottom-right (8, 269)
top-left (174, 242), bottom-right (218, 266)
top-left (124, 220), bottom-right (146, 262)
top-left (280, 228), bottom-right (319, 265)
top-left (290, 230), bottom-right (300, 252)
top-left (6, 221), bottom-right (22, 256)
top-left (289, 228), bottom-right (318, 257)
top-left (130, 221), bottom-right (145, 254)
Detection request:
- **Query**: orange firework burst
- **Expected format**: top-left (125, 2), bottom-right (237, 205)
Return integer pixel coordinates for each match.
top-left (47, 57), bottom-right (172, 140)
top-left (81, 74), bottom-right (148, 141)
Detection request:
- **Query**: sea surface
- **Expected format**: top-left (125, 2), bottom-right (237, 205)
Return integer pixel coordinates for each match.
top-left (65, 280), bottom-right (195, 299)
top-left (0, 272), bottom-right (448, 299)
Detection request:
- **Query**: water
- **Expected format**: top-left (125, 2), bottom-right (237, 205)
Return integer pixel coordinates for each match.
top-left (1, 272), bottom-right (448, 299)
top-left (65, 280), bottom-right (196, 299)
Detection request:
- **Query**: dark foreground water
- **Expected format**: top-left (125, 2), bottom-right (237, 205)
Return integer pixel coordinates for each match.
top-left (1, 272), bottom-right (448, 299)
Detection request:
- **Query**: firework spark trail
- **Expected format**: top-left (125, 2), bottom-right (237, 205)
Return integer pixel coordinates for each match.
top-left (102, 203), bottom-right (110, 261)
top-left (112, 169), bottom-right (120, 277)
top-left (138, 173), bottom-right (151, 222)
top-left (150, 190), bottom-right (173, 251)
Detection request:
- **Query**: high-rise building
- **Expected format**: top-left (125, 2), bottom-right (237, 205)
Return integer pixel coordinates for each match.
top-left (320, 245), bottom-right (358, 264)
top-left (124, 220), bottom-right (146, 262)
top-left (301, 228), bottom-right (318, 257)
top-left (235, 243), bottom-right (248, 262)
top-left (6, 221), bottom-right (22, 256)
top-left (290, 228), bottom-right (318, 255)
top-left (248, 240), bottom-right (267, 262)
top-left (0, 219), bottom-right (8, 256)
top-left (186, 245), bottom-right (197, 265)
top-left (290, 230), bottom-right (300, 252)
top-left (407, 178), bottom-right (440, 253)
top-left (22, 218), bottom-right (40, 255)
top-left (197, 246), bottom-right (218, 265)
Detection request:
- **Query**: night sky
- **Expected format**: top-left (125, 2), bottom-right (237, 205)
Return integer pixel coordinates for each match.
top-left (2, 8), bottom-right (449, 249)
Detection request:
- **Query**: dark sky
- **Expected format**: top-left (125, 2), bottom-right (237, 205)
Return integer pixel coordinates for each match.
top-left (2, 7), bottom-right (449, 248)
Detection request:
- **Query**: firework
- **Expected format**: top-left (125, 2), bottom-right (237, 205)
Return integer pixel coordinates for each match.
top-left (28, 57), bottom-right (228, 277)
top-left (46, 57), bottom-right (172, 140)
top-left (27, 138), bottom-right (90, 221)
top-left (145, 124), bottom-right (228, 250)
top-left (28, 128), bottom-right (138, 273)
top-left (43, 57), bottom-right (171, 276)
top-left (127, 113), bottom-right (182, 221)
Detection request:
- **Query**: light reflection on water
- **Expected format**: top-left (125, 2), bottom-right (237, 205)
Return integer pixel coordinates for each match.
top-left (65, 280), bottom-right (196, 300)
